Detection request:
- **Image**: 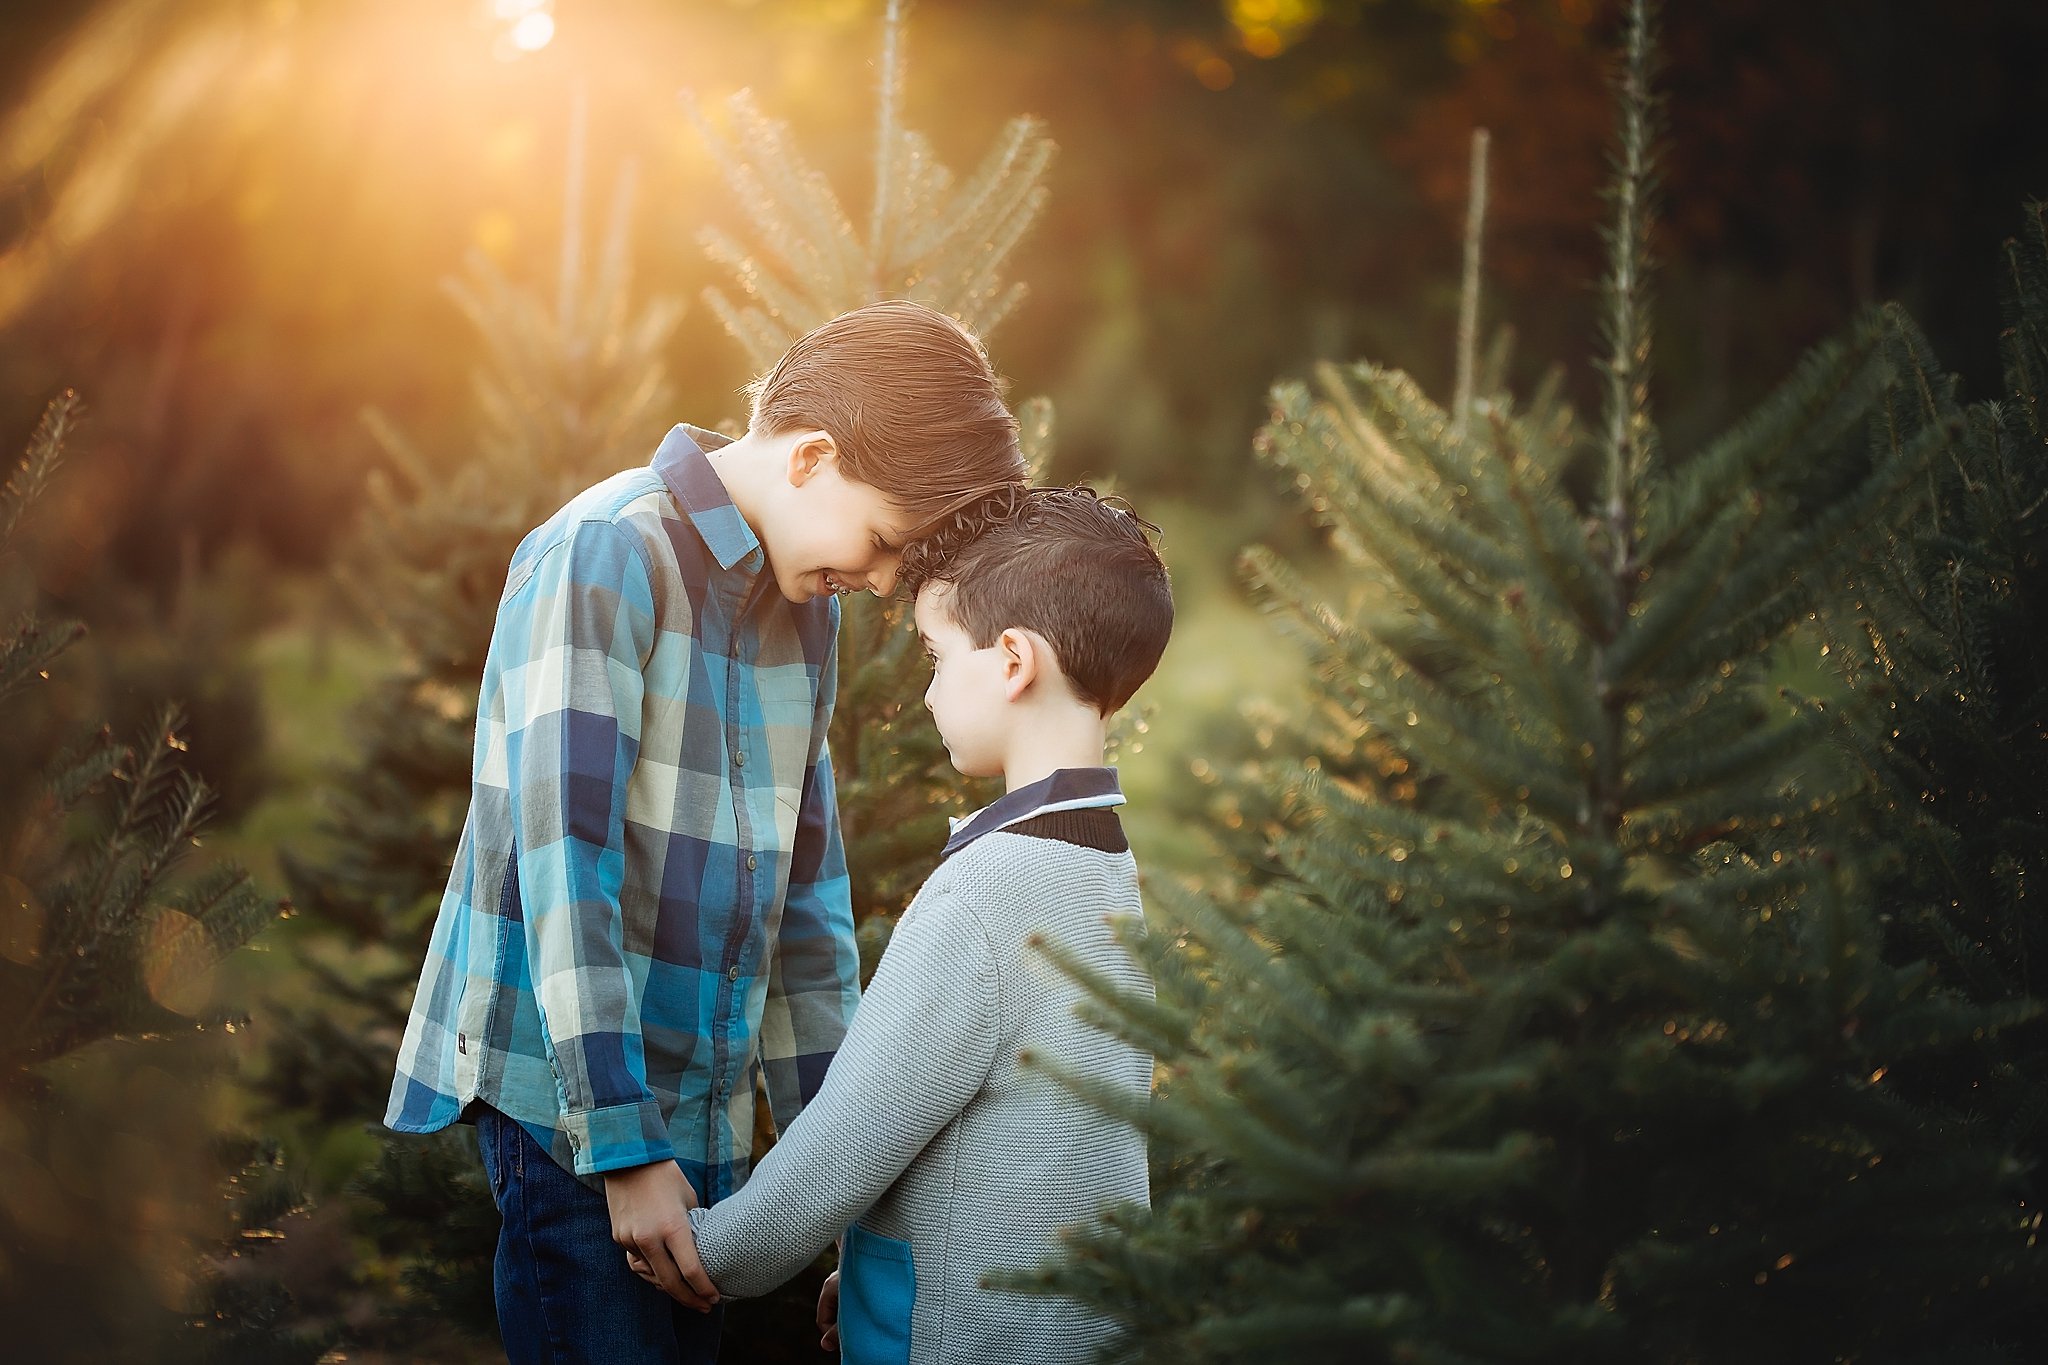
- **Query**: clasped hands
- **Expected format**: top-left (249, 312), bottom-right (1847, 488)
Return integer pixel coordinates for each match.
top-left (604, 1161), bottom-right (842, 1351)
top-left (604, 1161), bottom-right (719, 1312)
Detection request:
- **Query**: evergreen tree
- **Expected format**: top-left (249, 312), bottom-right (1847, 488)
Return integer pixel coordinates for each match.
top-left (686, 4), bottom-right (1056, 1347)
top-left (265, 117), bottom-right (686, 1341)
top-left (0, 392), bottom-right (283, 1360)
top-left (1018, 5), bottom-right (2042, 1360)
top-left (1822, 201), bottom-right (2048, 1329)
top-left (689, 0), bottom-right (1054, 940)
top-left (0, 393), bottom-right (273, 1085)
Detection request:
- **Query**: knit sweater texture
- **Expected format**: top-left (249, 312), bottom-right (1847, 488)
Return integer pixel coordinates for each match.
top-left (688, 807), bottom-right (1152, 1365)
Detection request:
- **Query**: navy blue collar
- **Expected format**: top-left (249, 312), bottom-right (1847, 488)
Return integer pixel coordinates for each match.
top-left (650, 423), bottom-right (764, 575)
top-left (942, 767), bottom-right (1125, 861)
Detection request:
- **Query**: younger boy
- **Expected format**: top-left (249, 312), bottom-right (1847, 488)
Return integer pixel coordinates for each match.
top-left (383, 300), bottom-right (1026, 1363)
top-left (680, 487), bottom-right (1175, 1365)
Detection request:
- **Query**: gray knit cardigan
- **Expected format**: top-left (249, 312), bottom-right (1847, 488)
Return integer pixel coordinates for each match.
top-left (689, 807), bottom-right (1153, 1365)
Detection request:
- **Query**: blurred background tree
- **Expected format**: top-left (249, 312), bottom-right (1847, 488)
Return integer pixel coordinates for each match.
top-left (259, 108), bottom-right (688, 1355)
top-left (686, 0), bottom-right (1054, 939)
top-left (0, 392), bottom-right (286, 1362)
top-left (1016, 4), bottom-right (2043, 1358)
top-left (1819, 199), bottom-right (2048, 1347)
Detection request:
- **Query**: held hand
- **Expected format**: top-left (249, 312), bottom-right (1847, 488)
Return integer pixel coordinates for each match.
top-left (603, 1160), bottom-right (720, 1311)
top-left (817, 1269), bottom-right (840, 1352)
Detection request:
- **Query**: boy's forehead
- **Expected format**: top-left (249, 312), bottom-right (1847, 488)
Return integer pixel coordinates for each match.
top-left (912, 580), bottom-right (956, 629)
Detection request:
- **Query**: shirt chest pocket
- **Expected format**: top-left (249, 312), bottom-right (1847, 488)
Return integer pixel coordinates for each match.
top-left (754, 669), bottom-right (818, 809)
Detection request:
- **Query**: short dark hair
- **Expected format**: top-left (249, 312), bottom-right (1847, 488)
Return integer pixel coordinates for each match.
top-left (900, 486), bottom-right (1173, 714)
top-left (745, 299), bottom-right (1026, 536)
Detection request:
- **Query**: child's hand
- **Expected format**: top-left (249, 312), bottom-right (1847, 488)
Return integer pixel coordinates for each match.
top-left (603, 1160), bottom-right (720, 1311)
top-left (817, 1269), bottom-right (840, 1352)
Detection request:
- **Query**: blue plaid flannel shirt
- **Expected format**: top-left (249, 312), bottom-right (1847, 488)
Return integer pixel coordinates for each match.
top-left (386, 424), bottom-right (860, 1199)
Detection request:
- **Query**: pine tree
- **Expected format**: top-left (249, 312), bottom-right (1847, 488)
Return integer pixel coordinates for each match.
top-left (1822, 201), bottom-right (2048, 1330)
top-left (0, 393), bottom-right (282, 1359)
top-left (263, 109), bottom-right (685, 1340)
top-left (1016, 5), bottom-right (2042, 1360)
top-left (1, 393), bottom-right (274, 1084)
top-left (675, 6), bottom-right (1057, 1350)
top-left (689, 0), bottom-right (1054, 940)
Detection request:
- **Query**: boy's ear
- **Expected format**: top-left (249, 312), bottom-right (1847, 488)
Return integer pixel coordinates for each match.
top-left (999, 628), bottom-right (1042, 703)
top-left (784, 430), bottom-right (838, 487)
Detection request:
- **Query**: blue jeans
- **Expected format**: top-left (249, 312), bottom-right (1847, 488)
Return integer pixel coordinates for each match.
top-left (475, 1105), bottom-right (725, 1364)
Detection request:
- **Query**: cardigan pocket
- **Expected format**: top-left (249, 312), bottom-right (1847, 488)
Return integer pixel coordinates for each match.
top-left (839, 1222), bottom-right (917, 1365)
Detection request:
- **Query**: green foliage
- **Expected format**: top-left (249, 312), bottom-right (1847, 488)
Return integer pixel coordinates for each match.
top-left (289, 146), bottom-right (682, 952)
top-left (1017, 5), bottom-right (2043, 1360)
top-left (1, 394), bottom-right (274, 1089)
top-left (691, 1), bottom-right (1053, 929)
top-left (262, 129), bottom-right (686, 1339)
top-left (1821, 200), bottom-right (2048, 1292)
top-left (355, 1128), bottom-right (502, 1336)
top-left (688, 0), bottom-right (1051, 373)
top-left (1, 393), bottom-right (284, 1362)
top-left (1828, 201), bottom-right (2048, 1003)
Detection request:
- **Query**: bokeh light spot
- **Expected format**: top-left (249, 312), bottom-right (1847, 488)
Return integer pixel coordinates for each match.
top-left (0, 875), bottom-right (43, 965)
top-left (474, 209), bottom-right (518, 261)
top-left (511, 12), bottom-right (556, 52)
top-left (142, 908), bottom-right (215, 1016)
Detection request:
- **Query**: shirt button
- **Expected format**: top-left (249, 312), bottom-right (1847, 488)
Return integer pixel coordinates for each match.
top-left (733, 750), bottom-right (746, 767)
top-left (746, 854), bottom-right (758, 871)
top-left (728, 965), bottom-right (740, 981)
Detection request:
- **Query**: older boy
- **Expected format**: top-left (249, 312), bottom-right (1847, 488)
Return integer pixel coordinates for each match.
top-left (681, 487), bottom-right (1175, 1365)
top-left (384, 300), bottom-right (1026, 1364)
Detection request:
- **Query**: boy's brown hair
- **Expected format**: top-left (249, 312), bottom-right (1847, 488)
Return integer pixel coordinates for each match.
top-left (899, 486), bottom-right (1173, 715)
top-left (746, 299), bottom-right (1026, 534)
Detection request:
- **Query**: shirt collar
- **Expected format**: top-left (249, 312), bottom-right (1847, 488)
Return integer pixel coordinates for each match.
top-left (651, 423), bottom-right (764, 574)
top-left (941, 767), bottom-right (1126, 861)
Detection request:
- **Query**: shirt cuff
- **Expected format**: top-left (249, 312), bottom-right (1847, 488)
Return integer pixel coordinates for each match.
top-left (563, 1098), bottom-right (674, 1176)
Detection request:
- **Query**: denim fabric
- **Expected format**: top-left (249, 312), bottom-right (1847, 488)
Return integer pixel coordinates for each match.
top-left (478, 1105), bottom-right (725, 1364)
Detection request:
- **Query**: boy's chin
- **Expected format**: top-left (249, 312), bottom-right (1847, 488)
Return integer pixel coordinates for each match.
top-left (770, 570), bottom-right (818, 604)
top-left (945, 749), bottom-right (1002, 782)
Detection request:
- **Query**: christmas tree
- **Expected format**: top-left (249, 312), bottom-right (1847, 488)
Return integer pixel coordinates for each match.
top-left (264, 109), bottom-right (686, 1340)
top-left (689, 0), bottom-right (1054, 939)
top-left (0, 393), bottom-right (282, 1360)
top-left (687, 3), bottom-right (1054, 1346)
top-left (1017, 4), bottom-right (2041, 1359)
top-left (1822, 200), bottom-right (2048, 1337)
top-left (0, 393), bottom-right (274, 1087)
